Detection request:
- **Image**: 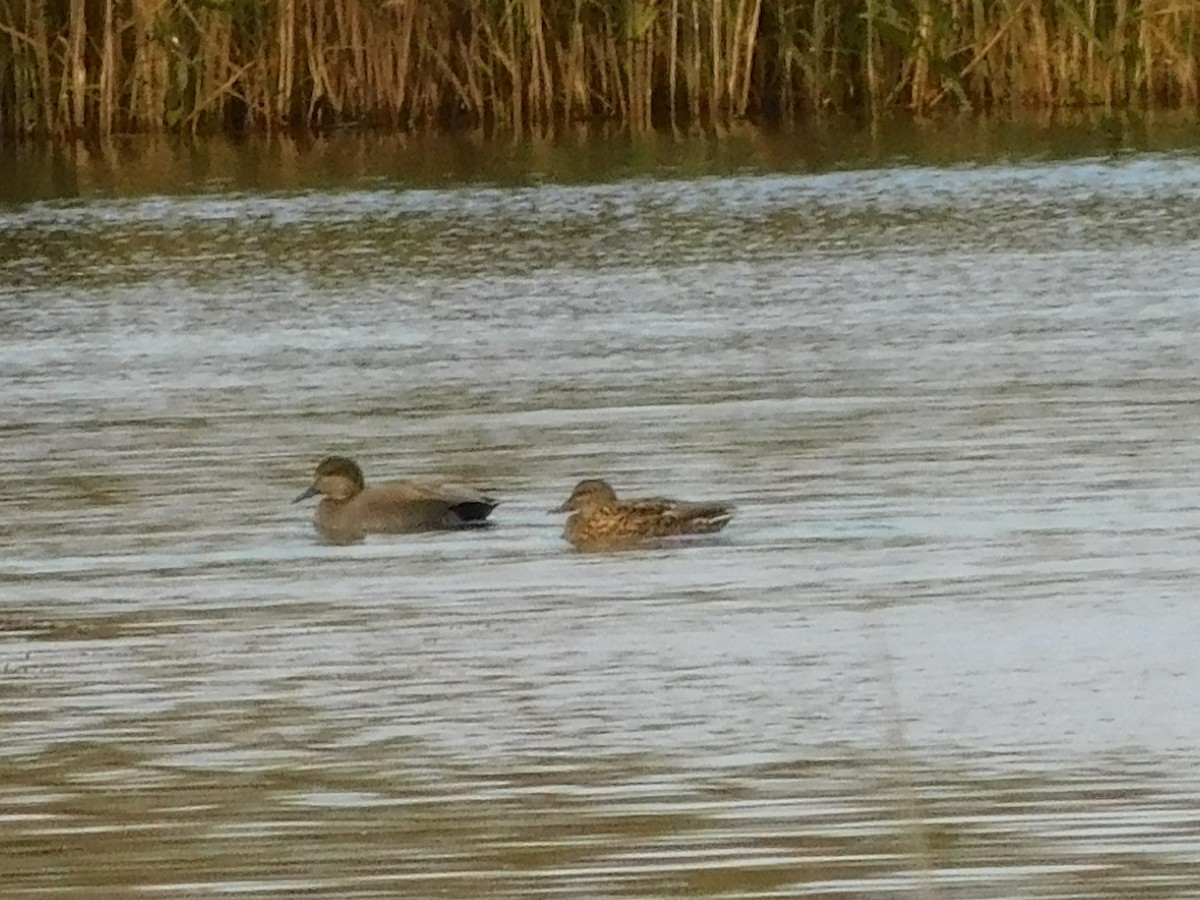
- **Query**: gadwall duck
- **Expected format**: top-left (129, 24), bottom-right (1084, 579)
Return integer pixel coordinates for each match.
top-left (554, 478), bottom-right (733, 550)
top-left (295, 456), bottom-right (497, 544)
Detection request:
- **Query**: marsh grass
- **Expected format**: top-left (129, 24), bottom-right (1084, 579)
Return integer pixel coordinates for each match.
top-left (2, 0), bottom-right (1199, 136)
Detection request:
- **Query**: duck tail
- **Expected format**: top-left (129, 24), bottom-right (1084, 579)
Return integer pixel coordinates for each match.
top-left (450, 499), bottom-right (498, 526)
top-left (686, 503), bottom-right (734, 533)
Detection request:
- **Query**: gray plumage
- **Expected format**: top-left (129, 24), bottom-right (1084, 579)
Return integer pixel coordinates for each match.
top-left (295, 456), bottom-right (496, 544)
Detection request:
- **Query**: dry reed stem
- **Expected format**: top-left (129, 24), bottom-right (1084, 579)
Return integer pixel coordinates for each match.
top-left (99, 0), bottom-right (116, 135)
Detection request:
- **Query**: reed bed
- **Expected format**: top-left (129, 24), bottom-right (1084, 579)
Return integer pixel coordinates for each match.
top-left (2, 0), bottom-right (1199, 136)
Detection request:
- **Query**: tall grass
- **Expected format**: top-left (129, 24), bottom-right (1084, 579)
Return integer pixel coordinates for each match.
top-left (2, 0), bottom-right (1199, 136)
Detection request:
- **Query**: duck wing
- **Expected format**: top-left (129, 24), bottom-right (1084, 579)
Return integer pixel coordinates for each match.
top-left (375, 479), bottom-right (496, 506)
top-left (619, 496), bottom-right (735, 537)
top-left (360, 480), bottom-right (497, 530)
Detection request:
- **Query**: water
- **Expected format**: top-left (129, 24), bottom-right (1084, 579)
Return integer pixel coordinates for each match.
top-left (3, 124), bottom-right (1200, 897)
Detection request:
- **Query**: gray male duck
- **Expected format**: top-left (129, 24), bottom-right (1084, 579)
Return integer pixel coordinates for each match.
top-left (295, 455), bottom-right (497, 544)
top-left (554, 478), bottom-right (733, 550)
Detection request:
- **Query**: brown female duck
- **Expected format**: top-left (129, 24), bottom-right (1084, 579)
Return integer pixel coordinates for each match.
top-left (554, 478), bottom-right (733, 550)
top-left (295, 456), bottom-right (497, 544)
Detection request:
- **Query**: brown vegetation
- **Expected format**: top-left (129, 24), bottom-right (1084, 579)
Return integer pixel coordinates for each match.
top-left (2, 0), bottom-right (1199, 137)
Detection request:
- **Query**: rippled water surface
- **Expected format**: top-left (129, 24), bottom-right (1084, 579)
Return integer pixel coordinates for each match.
top-left (3, 127), bottom-right (1200, 897)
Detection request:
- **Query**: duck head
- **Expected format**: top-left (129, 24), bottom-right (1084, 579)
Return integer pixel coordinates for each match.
top-left (294, 456), bottom-right (366, 503)
top-left (553, 478), bottom-right (619, 513)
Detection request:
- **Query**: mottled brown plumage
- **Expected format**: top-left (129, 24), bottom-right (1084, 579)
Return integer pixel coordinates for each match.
top-left (554, 478), bottom-right (733, 550)
top-left (294, 456), bottom-right (497, 544)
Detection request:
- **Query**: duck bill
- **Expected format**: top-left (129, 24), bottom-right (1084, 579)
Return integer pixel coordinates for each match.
top-left (293, 486), bottom-right (319, 503)
top-left (550, 499), bottom-right (573, 513)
